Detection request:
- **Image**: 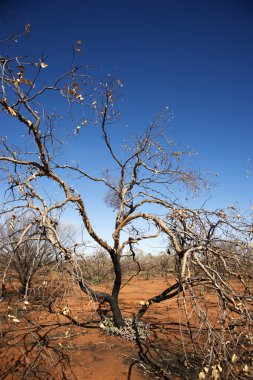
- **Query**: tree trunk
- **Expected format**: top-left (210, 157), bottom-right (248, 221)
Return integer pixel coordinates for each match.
top-left (78, 277), bottom-right (124, 327)
top-left (110, 296), bottom-right (124, 327)
top-left (110, 252), bottom-right (124, 327)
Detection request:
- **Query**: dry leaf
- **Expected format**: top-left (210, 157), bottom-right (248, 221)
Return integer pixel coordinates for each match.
top-left (25, 23), bottom-right (31, 33)
top-left (12, 318), bottom-right (21, 323)
top-left (9, 220), bottom-right (15, 231)
top-left (231, 354), bottom-right (238, 363)
top-left (19, 77), bottom-right (34, 87)
top-left (139, 300), bottom-right (145, 305)
top-left (198, 372), bottom-right (206, 380)
top-left (211, 367), bottom-right (219, 380)
top-left (40, 62), bottom-right (48, 69)
top-left (7, 314), bottom-right (16, 318)
top-left (62, 307), bottom-right (70, 315)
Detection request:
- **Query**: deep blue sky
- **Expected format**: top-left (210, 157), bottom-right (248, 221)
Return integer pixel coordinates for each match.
top-left (0, 0), bottom-right (253, 245)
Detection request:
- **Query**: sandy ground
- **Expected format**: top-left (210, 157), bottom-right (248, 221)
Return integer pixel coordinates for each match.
top-left (0, 276), bottom-right (252, 379)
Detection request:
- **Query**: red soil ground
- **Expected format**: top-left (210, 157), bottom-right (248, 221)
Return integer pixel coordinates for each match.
top-left (0, 276), bottom-right (252, 379)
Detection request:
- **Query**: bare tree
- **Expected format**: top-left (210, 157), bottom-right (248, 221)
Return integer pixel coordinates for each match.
top-left (0, 32), bottom-right (252, 379)
top-left (0, 34), bottom-right (207, 327)
top-left (0, 215), bottom-right (51, 297)
top-left (0, 215), bottom-right (79, 299)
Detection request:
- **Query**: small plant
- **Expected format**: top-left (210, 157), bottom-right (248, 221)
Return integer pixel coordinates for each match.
top-left (99, 317), bottom-right (149, 341)
top-left (92, 276), bottom-right (102, 284)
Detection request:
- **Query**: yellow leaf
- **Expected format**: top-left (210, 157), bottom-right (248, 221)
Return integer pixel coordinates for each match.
top-left (231, 354), bottom-right (237, 363)
top-left (211, 367), bottom-right (219, 380)
top-left (40, 62), bottom-right (48, 69)
top-left (139, 300), bottom-right (145, 305)
top-left (9, 221), bottom-right (14, 231)
top-left (198, 372), bottom-right (206, 380)
top-left (212, 371), bottom-right (219, 380)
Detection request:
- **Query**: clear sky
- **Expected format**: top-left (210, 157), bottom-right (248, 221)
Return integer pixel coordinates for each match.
top-left (0, 0), bottom-right (252, 248)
